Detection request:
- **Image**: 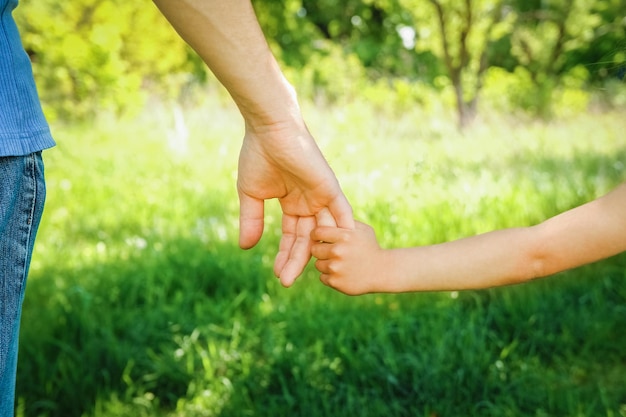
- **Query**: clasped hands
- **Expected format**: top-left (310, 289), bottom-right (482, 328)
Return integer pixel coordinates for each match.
top-left (236, 124), bottom-right (354, 287)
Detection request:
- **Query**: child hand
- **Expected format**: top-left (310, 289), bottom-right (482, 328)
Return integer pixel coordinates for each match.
top-left (311, 221), bottom-right (388, 295)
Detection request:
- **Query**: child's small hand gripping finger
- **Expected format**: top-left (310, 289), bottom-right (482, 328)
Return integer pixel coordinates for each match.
top-left (311, 222), bottom-right (383, 295)
top-left (310, 224), bottom-right (347, 268)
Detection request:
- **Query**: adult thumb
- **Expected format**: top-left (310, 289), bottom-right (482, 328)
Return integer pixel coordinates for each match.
top-left (238, 192), bottom-right (265, 249)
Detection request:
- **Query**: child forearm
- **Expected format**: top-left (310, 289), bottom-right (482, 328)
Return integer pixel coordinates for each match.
top-left (312, 222), bottom-right (540, 294)
top-left (313, 185), bottom-right (626, 295)
top-left (388, 227), bottom-right (541, 292)
top-left (390, 184), bottom-right (626, 292)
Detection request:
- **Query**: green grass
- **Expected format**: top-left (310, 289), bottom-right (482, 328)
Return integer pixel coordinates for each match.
top-left (16, 95), bottom-right (626, 417)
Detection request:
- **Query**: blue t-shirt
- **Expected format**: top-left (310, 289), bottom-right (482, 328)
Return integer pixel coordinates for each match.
top-left (0, 0), bottom-right (55, 156)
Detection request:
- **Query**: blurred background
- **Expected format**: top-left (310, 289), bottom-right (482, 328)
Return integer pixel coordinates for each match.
top-left (12, 0), bottom-right (626, 416)
top-left (15, 0), bottom-right (626, 124)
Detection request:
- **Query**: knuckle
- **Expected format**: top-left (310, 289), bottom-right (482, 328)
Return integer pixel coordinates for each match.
top-left (327, 260), bottom-right (341, 274)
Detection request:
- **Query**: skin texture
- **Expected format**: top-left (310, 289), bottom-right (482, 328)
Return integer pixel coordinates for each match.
top-left (311, 183), bottom-right (626, 296)
top-left (153, 0), bottom-right (354, 286)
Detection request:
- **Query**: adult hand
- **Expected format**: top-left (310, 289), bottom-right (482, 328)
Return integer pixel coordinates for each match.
top-left (153, 0), bottom-right (353, 285)
top-left (237, 121), bottom-right (354, 287)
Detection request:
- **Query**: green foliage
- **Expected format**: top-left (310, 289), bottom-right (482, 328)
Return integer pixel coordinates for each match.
top-left (512, 0), bottom-right (626, 85)
top-left (15, 95), bottom-right (626, 417)
top-left (284, 41), bottom-right (367, 103)
top-left (251, 0), bottom-right (321, 68)
top-left (482, 65), bottom-right (593, 117)
top-left (14, 0), bottom-right (200, 120)
top-left (12, 0), bottom-right (626, 124)
top-left (299, 0), bottom-right (419, 75)
top-left (503, 0), bottom-right (593, 116)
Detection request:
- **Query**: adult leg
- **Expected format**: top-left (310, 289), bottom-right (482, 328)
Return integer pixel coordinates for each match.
top-left (0, 152), bottom-right (46, 417)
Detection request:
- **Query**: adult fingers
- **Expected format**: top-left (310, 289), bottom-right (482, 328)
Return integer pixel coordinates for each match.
top-left (315, 207), bottom-right (337, 227)
top-left (276, 215), bottom-right (316, 287)
top-left (238, 192), bottom-right (265, 249)
top-left (273, 221), bottom-right (295, 277)
top-left (328, 194), bottom-right (355, 230)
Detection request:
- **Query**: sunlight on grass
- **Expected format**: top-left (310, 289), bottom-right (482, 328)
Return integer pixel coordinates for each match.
top-left (17, 94), bottom-right (626, 417)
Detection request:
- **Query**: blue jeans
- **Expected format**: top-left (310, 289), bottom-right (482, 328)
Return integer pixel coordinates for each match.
top-left (0, 153), bottom-right (46, 417)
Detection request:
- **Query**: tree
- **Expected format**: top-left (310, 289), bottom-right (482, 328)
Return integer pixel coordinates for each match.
top-left (507, 0), bottom-right (608, 116)
top-left (577, 0), bottom-right (626, 84)
top-left (15, 0), bottom-right (198, 120)
top-left (400, 0), bottom-right (514, 128)
top-left (15, 0), bottom-right (623, 122)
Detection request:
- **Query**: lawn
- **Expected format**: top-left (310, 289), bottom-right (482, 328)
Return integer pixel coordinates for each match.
top-left (16, 95), bottom-right (626, 417)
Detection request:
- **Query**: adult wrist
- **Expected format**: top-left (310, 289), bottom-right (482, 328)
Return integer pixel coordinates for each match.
top-left (235, 76), bottom-right (306, 136)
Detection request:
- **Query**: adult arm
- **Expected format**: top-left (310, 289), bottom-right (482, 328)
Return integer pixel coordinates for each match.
top-left (312, 184), bottom-right (626, 295)
top-left (153, 0), bottom-right (354, 286)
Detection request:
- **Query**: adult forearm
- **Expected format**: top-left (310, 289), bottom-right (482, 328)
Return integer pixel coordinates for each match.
top-left (153, 0), bottom-right (302, 130)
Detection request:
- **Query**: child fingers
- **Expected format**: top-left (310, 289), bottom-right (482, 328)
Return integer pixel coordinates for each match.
top-left (311, 241), bottom-right (332, 260)
top-left (314, 258), bottom-right (331, 274)
top-left (318, 272), bottom-right (332, 288)
top-left (310, 226), bottom-right (340, 243)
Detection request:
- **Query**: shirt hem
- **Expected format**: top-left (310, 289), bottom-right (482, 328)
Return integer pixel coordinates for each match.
top-left (0, 128), bottom-right (56, 156)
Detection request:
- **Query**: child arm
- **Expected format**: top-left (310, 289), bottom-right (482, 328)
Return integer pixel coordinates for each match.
top-left (311, 184), bottom-right (626, 295)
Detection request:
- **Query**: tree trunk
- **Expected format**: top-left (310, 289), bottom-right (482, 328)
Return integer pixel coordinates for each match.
top-left (453, 80), bottom-right (477, 129)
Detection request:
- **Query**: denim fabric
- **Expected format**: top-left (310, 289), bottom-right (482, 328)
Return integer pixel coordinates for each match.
top-left (0, 152), bottom-right (46, 416)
